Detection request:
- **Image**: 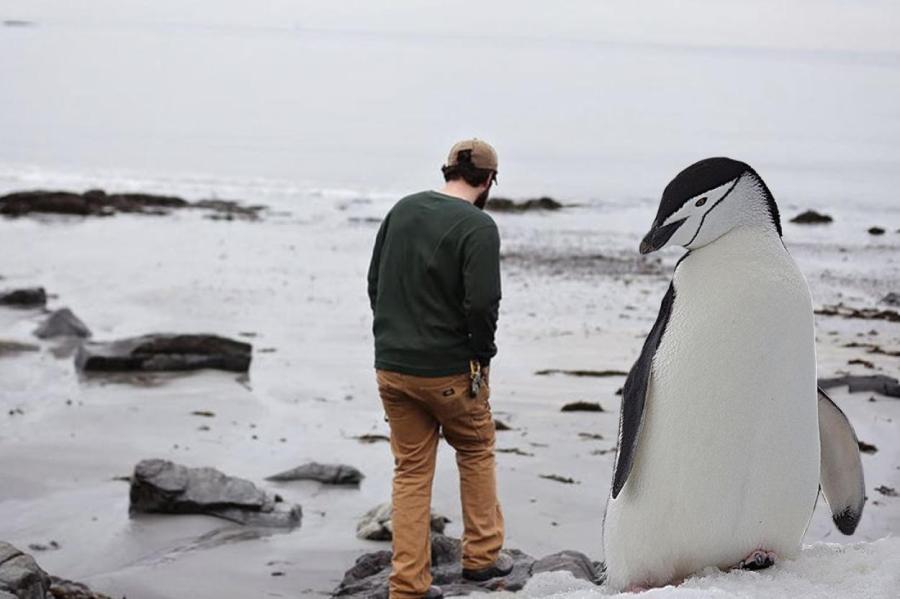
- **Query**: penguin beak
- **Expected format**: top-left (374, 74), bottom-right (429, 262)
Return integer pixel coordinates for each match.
top-left (639, 218), bottom-right (687, 254)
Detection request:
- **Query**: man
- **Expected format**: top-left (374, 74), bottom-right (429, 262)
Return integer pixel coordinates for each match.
top-left (367, 139), bottom-right (512, 599)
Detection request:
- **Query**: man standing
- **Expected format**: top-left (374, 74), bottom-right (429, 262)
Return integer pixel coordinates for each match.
top-left (367, 139), bottom-right (512, 599)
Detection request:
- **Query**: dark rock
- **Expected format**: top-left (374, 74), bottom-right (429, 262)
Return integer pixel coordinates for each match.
top-left (847, 358), bottom-right (874, 369)
top-left (790, 210), bottom-right (833, 224)
top-left (0, 189), bottom-right (262, 220)
top-left (496, 447), bottom-right (534, 457)
top-left (487, 197), bottom-right (563, 213)
top-left (842, 342), bottom-right (900, 357)
top-left (48, 576), bottom-right (113, 598)
top-left (0, 288), bottom-right (47, 308)
top-left (535, 369), bottom-right (627, 378)
top-left (34, 309), bottom-right (91, 339)
top-left (76, 334), bottom-right (252, 373)
top-left (880, 292), bottom-right (900, 307)
top-left (868, 227), bottom-right (885, 235)
top-left (0, 542), bottom-right (51, 599)
top-left (818, 375), bottom-right (900, 398)
top-left (0, 340), bottom-right (40, 356)
top-left (26, 542), bottom-right (59, 553)
top-left (266, 462), bottom-right (363, 485)
top-left (540, 473), bottom-right (579, 484)
top-left (578, 433), bottom-right (604, 440)
top-left (351, 434), bottom-right (390, 444)
top-left (493, 419), bottom-right (512, 431)
top-left (561, 401), bottom-right (604, 412)
top-left (333, 534), bottom-right (602, 597)
top-left (875, 485), bottom-right (897, 497)
top-left (3, 20), bottom-right (35, 27)
top-left (356, 503), bottom-right (449, 541)
top-left (532, 550), bottom-right (605, 584)
top-left (129, 459), bottom-right (301, 528)
top-left (858, 441), bottom-right (878, 454)
top-left (815, 304), bottom-right (900, 323)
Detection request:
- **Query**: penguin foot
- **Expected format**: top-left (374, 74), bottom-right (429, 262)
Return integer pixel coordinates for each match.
top-left (738, 549), bottom-right (777, 571)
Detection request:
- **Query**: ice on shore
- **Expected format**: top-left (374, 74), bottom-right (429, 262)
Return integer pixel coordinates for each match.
top-left (468, 537), bottom-right (900, 598)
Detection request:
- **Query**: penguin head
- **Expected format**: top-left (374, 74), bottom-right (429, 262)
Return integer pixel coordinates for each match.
top-left (639, 157), bottom-right (782, 254)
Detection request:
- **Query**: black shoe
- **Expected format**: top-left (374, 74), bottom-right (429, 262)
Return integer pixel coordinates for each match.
top-left (423, 585), bottom-right (443, 599)
top-left (462, 553), bottom-right (514, 582)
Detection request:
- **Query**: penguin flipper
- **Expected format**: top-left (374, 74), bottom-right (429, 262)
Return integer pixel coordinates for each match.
top-left (611, 283), bottom-right (675, 499)
top-left (817, 386), bottom-right (865, 535)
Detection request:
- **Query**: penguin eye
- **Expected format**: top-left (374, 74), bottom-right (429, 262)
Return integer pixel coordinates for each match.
top-left (694, 197), bottom-right (707, 207)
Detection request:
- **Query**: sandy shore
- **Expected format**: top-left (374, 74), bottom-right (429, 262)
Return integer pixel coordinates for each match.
top-left (1, 188), bottom-right (898, 598)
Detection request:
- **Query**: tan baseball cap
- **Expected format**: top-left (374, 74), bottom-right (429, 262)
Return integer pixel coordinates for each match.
top-left (445, 138), bottom-right (498, 172)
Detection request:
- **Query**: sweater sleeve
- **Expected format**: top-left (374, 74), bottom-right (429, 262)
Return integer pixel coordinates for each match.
top-left (367, 215), bottom-right (390, 312)
top-left (462, 223), bottom-right (502, 365)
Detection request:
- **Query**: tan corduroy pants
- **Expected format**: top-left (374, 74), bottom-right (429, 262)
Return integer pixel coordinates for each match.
top-left (376, 369), bottom-right (504, 599)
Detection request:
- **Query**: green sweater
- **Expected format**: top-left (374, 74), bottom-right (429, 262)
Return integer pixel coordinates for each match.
top-left (367, 190), bottom-right (501, 376)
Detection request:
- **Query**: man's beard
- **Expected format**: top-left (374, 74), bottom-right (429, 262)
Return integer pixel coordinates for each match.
top-left (474, 187), bottom-right (490, 210)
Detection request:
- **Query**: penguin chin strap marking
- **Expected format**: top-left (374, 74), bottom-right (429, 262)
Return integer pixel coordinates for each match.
top-left (684, 175), bottom-right (743, 248)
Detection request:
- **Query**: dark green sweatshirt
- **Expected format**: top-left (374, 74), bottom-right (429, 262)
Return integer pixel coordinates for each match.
top-left (367, 190), bottom-right (501, 377)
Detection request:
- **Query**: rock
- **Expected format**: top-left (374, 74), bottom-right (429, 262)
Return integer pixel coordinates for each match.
top-left (815, 304), bottom-right (900, 323)
top-left (48, 576), bottom-right (113, 599)
top-left (129, 459), bottom-right (301, 528)
top-left (266, 462), bottom-right (364, 485)
top-left (33, 309), bottom-right (91, 339)
top-left (858, 441), bottom-right (878, 454)
top-left (868, 227), bottom-right (886, 235)
top-left (0, 288), bottom-right (47, 308)
top-left (496, 447), bottom-right (534, 457)
top-left (847, 358), bottom-right (875, 369)
top-left (531, 550), bottom-right (605, 584)
top-left (0, 340), bottom-right (40, 356)
top-left (487, 197), bottom-right (563, 213)
top-left (3, 20), bottom-right (35, 27)
top-left (333, 534), bottom-right (602, 597)
top-left (0, 542), bottom-right (50, 599)
top-left (0, 189), bottom-right (262, 220)
top-left (76, 334), bottom-right (252, 373)
top-left (535, 369), bottom-right (627, 378)
top-left (880, 292), bottom-right (900, 307)
top-left (790, 210), bottom-right (833, 224)
top-left (539, 474), bottom-right (579, 484)
top-left (818, 375), bottom-right (900, 398)
top-left (560, 401), bottom-right (604, 412)
top-left (493, 419), bottom-right (512, 431)
top-left (875, 485), bottom-right (897, 497)
top-left (351, 434), bottom-right (390, 444)
top-left (356, 503), bottom-right (450, 541)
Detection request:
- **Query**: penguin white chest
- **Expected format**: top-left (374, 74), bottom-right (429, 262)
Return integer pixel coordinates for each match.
top-left (604, 228), bottom-right (820, 589)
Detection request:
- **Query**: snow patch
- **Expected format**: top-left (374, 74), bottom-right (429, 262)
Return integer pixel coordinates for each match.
top-left (465, 538), bottom-right (900, 599)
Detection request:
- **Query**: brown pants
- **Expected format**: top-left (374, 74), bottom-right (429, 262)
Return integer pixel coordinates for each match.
top-left (376, 369), bottom-right (504, 599)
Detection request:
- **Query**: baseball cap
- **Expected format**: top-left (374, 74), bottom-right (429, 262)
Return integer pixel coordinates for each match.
top-left (445, 139), bottom-right (498, 172)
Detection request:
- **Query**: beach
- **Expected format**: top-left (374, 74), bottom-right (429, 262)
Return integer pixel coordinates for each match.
top-left (2, 2), bottom-right (899, 597)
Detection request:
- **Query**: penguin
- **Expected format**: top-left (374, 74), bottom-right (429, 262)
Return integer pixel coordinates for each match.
top-left (602, 157), bottom-right (866, 591)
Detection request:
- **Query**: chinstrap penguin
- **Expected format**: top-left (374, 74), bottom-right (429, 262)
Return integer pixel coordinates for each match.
top-left (602, 157), bottom-right (866, 591)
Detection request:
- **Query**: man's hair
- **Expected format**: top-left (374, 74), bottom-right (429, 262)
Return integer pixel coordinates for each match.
top-left (442, 149), bottom-right (495, 187)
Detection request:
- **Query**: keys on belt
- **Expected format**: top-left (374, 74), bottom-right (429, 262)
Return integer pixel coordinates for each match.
top-left (469, 360), bottom-right (483, 398)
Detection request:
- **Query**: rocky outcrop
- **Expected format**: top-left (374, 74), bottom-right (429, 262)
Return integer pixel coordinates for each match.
top-left (790, 210), bottom-right (833, 224)
top-left (819, 375), bottom-right (900, 398)
top-left (0, 189), bottom-right (263, 220)
top-left (0, 542), bottom-right (111, 599)
top-left (332, 534), bottom-right (603, 597)
top-left (266, 462), bottom-right (364, 485)
top-left (356, 503), bottom-right (449, 541)
top-left (487, 197), bottom-right (563, 213)
top-left (34, 309), bottom-right (91, 339)
top-left (76, 334), bottom-right (252, 373)
top-left (129, 459), bottom-right (301, 528)
top-left (0, 288), bottom-right (46, 308)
